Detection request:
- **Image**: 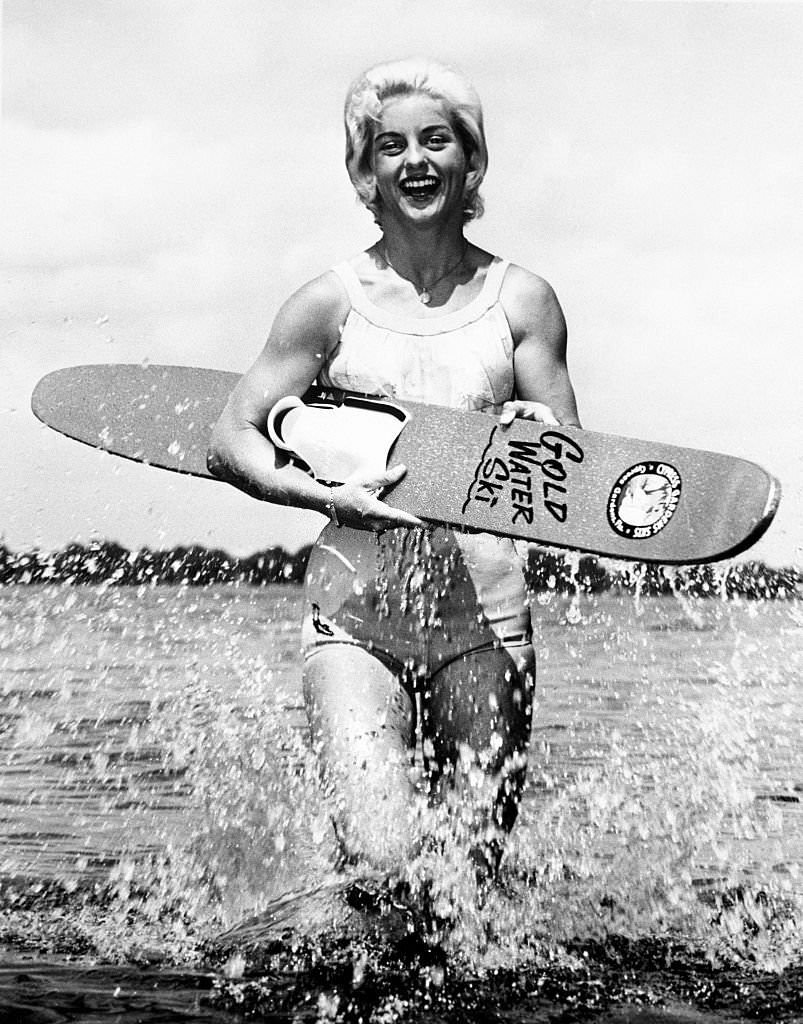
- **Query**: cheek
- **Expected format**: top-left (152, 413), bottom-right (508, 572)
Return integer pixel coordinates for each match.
top-left (443, 147), bottom-right (469, 179)
top-left (371, 155), bottom-right (391, 182)
top-left (373, 158), bottom-right (401, 192)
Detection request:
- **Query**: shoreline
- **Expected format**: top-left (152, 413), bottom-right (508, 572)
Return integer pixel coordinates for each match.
top-left (1, 540), bottom-right (799, 600)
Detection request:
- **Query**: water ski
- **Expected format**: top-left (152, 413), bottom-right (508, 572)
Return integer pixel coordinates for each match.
top-left (215, 874), bottom-right (414, 951)
top-left (31, 363), bottom-right (780, 564)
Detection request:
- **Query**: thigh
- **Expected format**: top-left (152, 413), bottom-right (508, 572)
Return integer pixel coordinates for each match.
top-left (422, 642), bottom-right (535, 772)
top-left (304, 644), bottom-right (416, 762)
top-left (303, 643), bottom-right (418, 868)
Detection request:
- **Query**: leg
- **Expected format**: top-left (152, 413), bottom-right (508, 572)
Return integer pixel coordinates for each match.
top-left (422, 642), bottom-right (535, 877)
top-left (303, 643), bottom-right (418, 872)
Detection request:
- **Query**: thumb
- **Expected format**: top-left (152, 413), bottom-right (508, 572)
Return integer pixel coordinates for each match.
top-left (375, 462), bottom-right (408, 487)
top-left (499, 400), bottom-right (523, 425)
top-left (345, 462), bottom-right (408, 494)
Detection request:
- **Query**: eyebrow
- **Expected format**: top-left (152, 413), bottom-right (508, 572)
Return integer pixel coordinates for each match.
top-left (374, 123), bottom-right (453, 141)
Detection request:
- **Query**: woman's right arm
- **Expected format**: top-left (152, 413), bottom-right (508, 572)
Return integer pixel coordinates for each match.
top-left (207, 273), bottom-right (421, 531)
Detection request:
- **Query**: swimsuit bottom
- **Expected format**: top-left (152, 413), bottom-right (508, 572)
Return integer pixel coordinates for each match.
top-left (302, 524), bottom-right (532, 684)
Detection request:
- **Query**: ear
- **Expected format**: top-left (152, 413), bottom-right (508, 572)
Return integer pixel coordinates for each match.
top-left (464, 168), bottom-right (480, 193)
top-left (362, 173), bottom-right (378, 205)
top-left (463, 154), bottom-right (483, 195)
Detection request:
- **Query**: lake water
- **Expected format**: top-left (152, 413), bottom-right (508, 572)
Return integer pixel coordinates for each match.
top-left (1, 581), bottom-right (801, 1022)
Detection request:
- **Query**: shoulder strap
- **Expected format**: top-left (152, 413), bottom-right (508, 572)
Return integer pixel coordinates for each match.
top-left (482, 257), bottom-right (511, 302)
top-left (330, 262), bottom-right (363, 308)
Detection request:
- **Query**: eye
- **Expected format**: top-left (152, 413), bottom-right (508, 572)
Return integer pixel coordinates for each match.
top-left (376, 136), bottom-right (403, 155)
top-left (424, 128), bottom-right (454, 149)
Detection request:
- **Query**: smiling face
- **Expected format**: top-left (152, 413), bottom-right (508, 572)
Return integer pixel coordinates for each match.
top-left (371, 92), bottom-right (470, 228)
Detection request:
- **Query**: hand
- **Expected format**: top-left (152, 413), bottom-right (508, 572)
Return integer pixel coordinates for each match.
top-left (499, 400), bottom-right (560, 427)
top-left (330, 463), bottom-right (423, 532)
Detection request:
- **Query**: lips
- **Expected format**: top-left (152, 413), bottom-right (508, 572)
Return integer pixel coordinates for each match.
top-left (399, 175), bottom-right (440, 200)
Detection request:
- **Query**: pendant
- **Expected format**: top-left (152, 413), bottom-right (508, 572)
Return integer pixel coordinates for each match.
top-left (419, 290), bottom-right (431, 305)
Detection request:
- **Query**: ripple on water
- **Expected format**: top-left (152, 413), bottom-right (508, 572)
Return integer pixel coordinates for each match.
top-left (0, 582), bottom-right (800, 1021)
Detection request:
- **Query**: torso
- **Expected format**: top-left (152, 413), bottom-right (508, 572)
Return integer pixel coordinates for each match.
top-left (320, 252), bottom-right (515, 413)
top-left (346, 246), bottom-right (496, 319)
top-left (305, 249), bottom-right (532, 655)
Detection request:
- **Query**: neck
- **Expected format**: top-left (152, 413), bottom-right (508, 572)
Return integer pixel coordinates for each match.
top-left (380, 220), bottom-right (466, 284)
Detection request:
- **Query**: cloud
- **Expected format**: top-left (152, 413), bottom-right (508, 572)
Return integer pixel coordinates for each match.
top-left (3, 0), bottom-right (802, 563)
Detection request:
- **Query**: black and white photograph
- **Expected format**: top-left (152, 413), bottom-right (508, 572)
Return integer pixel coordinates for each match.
top-left (1, 2), bottom-right (801, 1020)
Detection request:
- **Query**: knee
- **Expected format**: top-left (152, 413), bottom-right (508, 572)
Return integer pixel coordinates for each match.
top-left (332, 786), bottom-right (417, 871)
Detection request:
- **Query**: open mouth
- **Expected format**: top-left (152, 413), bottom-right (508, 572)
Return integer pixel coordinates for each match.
top-left (399, 175), bottom-right (440, 201)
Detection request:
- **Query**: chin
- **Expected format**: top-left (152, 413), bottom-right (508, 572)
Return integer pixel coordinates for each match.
top-left (400, 198), bottom-right (447, 221)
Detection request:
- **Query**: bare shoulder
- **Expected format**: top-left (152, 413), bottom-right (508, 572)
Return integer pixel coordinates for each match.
top-left (500, 263), bottom-right (567, 350)
top-left (229, 270), bottom-right (350, 417)
top-left (268, 269), bottom-right (350, 356)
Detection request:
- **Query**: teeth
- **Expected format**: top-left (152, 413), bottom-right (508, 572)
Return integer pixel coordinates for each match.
top-left (401, 176), bottom-right (438, 192)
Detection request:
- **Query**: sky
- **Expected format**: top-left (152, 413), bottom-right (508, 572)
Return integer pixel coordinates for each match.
top-left (1, 0), bottom-right (801, 566)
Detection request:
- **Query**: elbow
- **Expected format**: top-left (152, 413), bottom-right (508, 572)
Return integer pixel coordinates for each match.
top-left (206, 423), bottom-right (234, 482)
top-left (206, 419), bottom-right (275, 504)
top-left (206, 445), bottom-right (225, 480)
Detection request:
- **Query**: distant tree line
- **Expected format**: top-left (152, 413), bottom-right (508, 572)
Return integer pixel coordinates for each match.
top-left (524, 549), bottom-right (801, 601)
top-left (0, 541), bottom-right (312, 587)
top-left (0, 540), bottom-right (799, 600)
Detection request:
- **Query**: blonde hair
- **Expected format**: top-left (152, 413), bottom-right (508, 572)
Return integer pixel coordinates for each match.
top-left (344, 57), bottom-right (488, 224)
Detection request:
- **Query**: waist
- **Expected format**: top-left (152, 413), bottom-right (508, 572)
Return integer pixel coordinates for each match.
top-left (307, 524), bottom-right (528, 633)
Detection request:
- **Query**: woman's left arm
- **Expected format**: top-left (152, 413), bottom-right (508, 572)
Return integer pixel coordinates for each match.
top-left (500, 265), bottom-right (581, 428)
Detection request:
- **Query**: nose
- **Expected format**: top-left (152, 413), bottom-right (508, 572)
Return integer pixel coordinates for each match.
top-left (404, 139), bottom-right (427, 168)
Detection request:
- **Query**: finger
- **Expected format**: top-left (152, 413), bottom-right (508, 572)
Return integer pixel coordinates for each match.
top-left (377, 462), bottom-right (408, 486)
top-left (498, 402), bottom-right (518, 426)
top-left (355, 505), bottom-right (422, 532)
top-left (536, 405), bottom-right (560, 426)
top-left (349, 462), bottom-right (408, 496)
top-left (336, 477), bottom-right (422, 531)
top-left (500, 401), bottom-right (561, 427)
top-left (367, 490), bottom-right (422, 529)
top-left (374, 508), bottom-right (423, 530)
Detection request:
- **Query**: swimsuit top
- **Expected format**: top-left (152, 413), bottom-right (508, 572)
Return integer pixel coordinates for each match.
top-left (320, 256), bottom-right (515, 412)
top-left (310, 254), bottom-right (530, 644)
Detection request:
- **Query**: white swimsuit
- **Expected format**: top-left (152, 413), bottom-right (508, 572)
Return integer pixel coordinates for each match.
top-left (302, 256), bottom-right (532, 682)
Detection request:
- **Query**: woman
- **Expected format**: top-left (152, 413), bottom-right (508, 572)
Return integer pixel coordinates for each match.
top-left (208, 58), bottom-right (580, 882)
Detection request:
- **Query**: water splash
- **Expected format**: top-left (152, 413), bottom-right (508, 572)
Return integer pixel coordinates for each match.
top-left (1, 580), bottom-right (801, 1019)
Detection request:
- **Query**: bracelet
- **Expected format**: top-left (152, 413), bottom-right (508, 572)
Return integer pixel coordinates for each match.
top-left (324, 487), bottom-right (341, 528)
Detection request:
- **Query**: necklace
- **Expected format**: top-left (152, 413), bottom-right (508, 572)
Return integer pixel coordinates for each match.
top-left (382, 243), bottom-right (468, 305)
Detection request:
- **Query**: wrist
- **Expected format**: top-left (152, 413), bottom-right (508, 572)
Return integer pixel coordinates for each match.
top-left (323, 486), bottom-right (341, 528)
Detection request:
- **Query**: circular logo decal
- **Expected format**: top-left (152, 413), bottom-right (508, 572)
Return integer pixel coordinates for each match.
top-left (607, 462), bottom-right (682, 539)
